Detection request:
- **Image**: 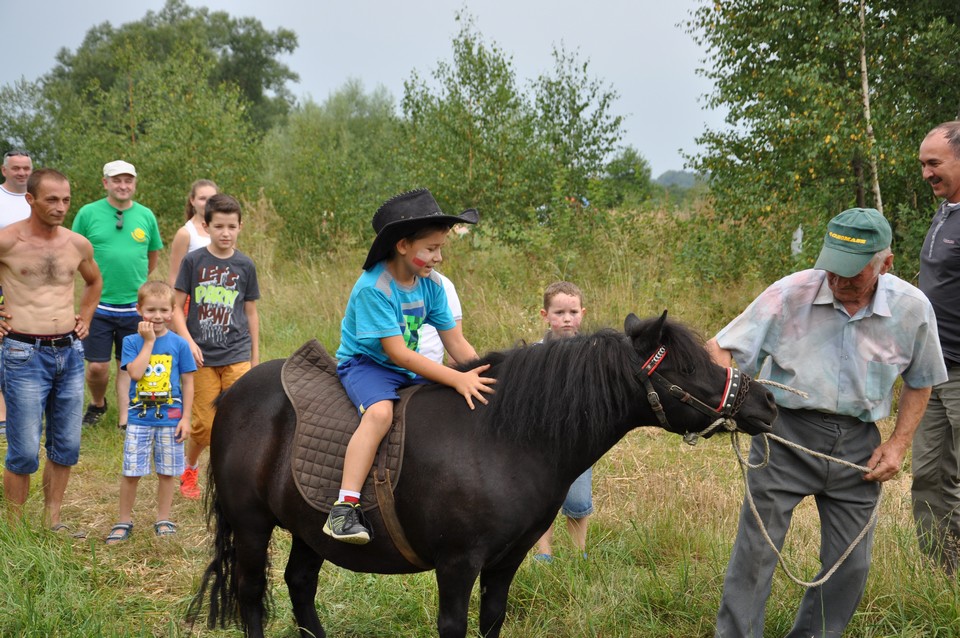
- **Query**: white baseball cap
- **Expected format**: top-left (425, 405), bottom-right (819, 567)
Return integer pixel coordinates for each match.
top-left (103, 160), bottom-right (137, 178)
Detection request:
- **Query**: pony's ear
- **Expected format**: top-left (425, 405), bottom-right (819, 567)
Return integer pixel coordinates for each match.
top-left (624, 313), bottom-right (642, 337)
top-left (655, 309), bottom-right (668, 336)
top-left (625, 310), bottom-right (669, 344)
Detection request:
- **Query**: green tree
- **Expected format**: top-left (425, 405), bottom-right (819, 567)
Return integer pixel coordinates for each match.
top-left (591, 145), bottom-right (653, 210)
top-left (50, 43), bottom-right (259, 238)
top-left (532, 46), bottom-right (624, 204)
top-left (261, 79), bottom-right (403, 250)
top-left (47, 0), bottom-right (298, 133)
top-left (401, 14), bottom-right (550, 242)
top-left (400, 14), bottom-right (626, 247)
top-left (686, 0), bottom-right (960, 280)
top-left (0, 80), bottom-right (58, 165)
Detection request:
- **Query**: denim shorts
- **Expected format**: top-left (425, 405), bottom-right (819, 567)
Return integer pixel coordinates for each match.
top-left (83, 310), bottom-right (140, 362)
top-left (562, 466), bottom-right (594, 519)
top-left (337, 354), bottom-right (430, 415)
top-left (1, 337), bottom-right (85, 473)
top-left (122, 424), bottom-right (184, 477)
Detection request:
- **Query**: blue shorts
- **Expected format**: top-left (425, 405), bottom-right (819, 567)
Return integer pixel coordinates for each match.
top-left (83, 308), bottom-right (140, 362)
top-left (337, 355), bottom-right (430, 415)
top-left (1, 336), bottom-right (85, 473)
top-left (122, 424), bottom-right (184, 477)
top-left (562, 466), bottom-right (594, 519)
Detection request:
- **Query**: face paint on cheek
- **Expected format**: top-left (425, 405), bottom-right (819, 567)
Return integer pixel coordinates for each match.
top-left (412, 250), bottom-right (431, 268)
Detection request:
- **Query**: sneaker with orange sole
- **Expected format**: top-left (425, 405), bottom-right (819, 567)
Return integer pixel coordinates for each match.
top-left (180, 466), bottom-right (200, 499)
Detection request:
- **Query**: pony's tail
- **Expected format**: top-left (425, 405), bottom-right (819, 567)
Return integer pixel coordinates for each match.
top-left (185, 465), bottom-right (242, 632)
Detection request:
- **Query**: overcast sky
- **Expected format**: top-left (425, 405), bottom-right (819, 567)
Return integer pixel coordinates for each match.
top-left (1, 0), bottom-right (723, 176)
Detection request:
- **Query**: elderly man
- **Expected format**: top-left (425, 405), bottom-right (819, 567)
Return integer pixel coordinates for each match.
top-left (0, 168), bottom-right (101, 528)
top-left (72, 160), bottom-right (162, 428)
top-left (914, 121), bottom-right (960, 574)
top-left (709, 208), bottom-right (947, 637)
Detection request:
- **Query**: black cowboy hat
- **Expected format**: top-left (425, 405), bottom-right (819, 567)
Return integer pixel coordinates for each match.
top-left (362, 189), bottom-right (479, 271)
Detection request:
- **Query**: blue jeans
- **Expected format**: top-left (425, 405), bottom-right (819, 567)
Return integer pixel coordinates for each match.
top-left (562, 467), bottom-right (594, 518)
top-left (1, 337), bottom-right (85, 473)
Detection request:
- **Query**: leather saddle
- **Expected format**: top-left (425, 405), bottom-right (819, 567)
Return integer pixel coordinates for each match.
top-left (280, 340), bottom-right (430, 569)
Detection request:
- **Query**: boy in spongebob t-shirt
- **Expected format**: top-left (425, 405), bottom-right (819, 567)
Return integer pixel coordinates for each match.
top-left (105, 281), bottom-right (195, 544)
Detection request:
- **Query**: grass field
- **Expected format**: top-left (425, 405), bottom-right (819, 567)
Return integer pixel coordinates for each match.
top-left (2, 203), bottom-right (959, 637)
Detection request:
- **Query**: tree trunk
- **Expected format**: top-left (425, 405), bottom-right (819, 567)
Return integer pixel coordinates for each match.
top-left (858, 0), bottom-right (883, 213)
top-left (852, 157), bottom-right (865, 208)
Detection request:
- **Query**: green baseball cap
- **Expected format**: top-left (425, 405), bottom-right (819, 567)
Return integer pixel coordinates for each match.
top-left (814, 207), bottom-right (891, 278)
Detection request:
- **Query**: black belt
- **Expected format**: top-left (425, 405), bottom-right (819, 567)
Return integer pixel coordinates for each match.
top-left (5, 332), bottom-right (77, 348)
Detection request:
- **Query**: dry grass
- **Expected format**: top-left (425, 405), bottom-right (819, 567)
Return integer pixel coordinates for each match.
top-left (5, 203), bottom-right (959, 636)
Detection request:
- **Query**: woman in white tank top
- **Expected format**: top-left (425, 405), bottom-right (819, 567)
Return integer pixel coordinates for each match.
top-left (167, 179), bottom-right (217, 286)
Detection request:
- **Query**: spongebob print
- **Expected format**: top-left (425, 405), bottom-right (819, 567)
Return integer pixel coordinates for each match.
top-left (132, 353), bottom-right (175, 417)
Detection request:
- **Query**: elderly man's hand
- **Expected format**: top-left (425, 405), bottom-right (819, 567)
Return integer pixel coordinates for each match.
top-left (863, 439), bottom-right (907, 483)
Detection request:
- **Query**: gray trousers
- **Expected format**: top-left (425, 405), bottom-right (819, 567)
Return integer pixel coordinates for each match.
top-left (911, 367), bottom-right (960, 574)
top-left (715, 408), bottom-right (880, 638)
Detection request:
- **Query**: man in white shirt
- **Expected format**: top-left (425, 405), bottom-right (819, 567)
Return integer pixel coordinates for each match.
top-left (0, 150), bottom-right (34, 435)
top-left (0, 150), bottom-right (32, 227)
top-left (417, 272), bottom-right (462, 364)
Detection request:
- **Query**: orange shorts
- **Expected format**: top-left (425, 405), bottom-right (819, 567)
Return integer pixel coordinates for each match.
top-left (190, 361), bottom-right (251, 447)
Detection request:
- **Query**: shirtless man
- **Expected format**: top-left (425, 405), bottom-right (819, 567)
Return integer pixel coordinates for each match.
top-left (0, 168), bottom-right (102, 528)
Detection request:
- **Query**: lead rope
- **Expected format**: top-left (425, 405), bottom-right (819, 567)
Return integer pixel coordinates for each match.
top-left (714, 379), bottom-right (881, 589)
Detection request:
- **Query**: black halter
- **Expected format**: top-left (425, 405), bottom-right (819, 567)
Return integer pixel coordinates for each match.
top-left (636, 345), bottom-right (751, 443)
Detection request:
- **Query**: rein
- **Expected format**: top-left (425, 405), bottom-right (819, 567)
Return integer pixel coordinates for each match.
top-left (728, 425), bottom-right (881, 589)
top-left (636, 348), bottom-right (879, 588)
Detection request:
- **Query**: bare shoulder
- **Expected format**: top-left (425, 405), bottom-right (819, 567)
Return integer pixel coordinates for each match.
top-left (67, 228), bottom-right (95, 256)
top-left (0, 223), bottom-right (22, 253)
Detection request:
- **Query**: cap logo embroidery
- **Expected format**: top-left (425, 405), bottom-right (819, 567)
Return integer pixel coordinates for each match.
top-left (828, 232), bottom-right (866, 245)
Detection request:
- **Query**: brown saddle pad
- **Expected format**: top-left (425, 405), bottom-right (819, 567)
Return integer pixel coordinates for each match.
top-left (281, 340), bottom-right (415, 514)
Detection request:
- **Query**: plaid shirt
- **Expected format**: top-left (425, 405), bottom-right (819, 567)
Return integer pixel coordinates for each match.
top-left (715, 269), bottom-right (947, 422)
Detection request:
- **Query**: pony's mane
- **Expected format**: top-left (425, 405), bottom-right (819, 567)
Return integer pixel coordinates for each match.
top-left (474, 318), bottom-right (709, 456)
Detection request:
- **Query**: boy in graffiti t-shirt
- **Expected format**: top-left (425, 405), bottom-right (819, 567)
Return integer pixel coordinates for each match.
top-left (172, 194), bottom-right (260, 499)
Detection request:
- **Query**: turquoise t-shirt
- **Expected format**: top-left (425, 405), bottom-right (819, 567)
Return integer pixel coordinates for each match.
top-left (335, 262), bottom-right (456, 378)
top-left (72, 197), bottom-right (163, 304)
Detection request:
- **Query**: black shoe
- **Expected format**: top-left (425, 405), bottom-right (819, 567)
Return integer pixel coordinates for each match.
top-left (82, 399), bottom-right (108, 426)
top-left (323, 501), bottom-right (372, 544)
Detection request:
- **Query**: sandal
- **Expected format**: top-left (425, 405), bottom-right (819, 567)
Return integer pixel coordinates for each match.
top-left (50, 523), bottom-right (87, 539)
top-left (154, 520), bottom-right (177, 537)
top-left (105, 522), bottom-right (133, 544)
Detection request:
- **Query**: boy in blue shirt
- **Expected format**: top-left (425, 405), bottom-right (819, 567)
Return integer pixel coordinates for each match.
top-left (324, 189), bottom-right (495, 544)
top-left (105, 281), bottom-right (196, 544)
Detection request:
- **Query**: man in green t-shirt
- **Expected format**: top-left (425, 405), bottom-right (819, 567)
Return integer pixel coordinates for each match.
top-left (71, 161), bottom-right (163, 427)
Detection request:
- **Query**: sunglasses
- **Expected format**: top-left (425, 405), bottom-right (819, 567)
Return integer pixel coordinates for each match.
top-left (3, 149), bottom-right (30, 158)
top-left (116, 210), bottom-right (124, 230)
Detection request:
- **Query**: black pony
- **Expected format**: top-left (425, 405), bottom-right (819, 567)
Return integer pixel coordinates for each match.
top-left (189, 312), bottom-right (776, 638)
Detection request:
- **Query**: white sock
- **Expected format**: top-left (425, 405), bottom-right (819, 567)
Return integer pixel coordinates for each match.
top-left (338, 489), bottom-right (361, 503)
